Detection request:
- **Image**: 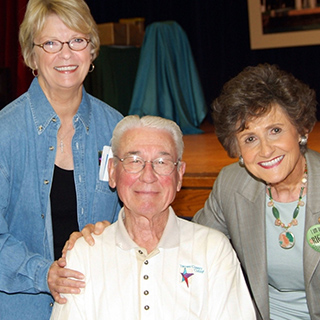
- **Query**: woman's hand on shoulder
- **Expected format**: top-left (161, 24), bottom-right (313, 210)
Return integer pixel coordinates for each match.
top-left (48, 259), bottom-right (85, 303)
top-left (50, 221), bottom-right (111, 303)
top-left (62, 221), bottom-right (111, 257)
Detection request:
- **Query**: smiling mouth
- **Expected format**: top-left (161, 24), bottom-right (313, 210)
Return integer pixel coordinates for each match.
top-left (135, 190), bottom-right (159, 196)
top-left (54, 66), bottom-right (78, 72)
top-left (259, 155), bottom-right (284, 168)
top-left (137, 191), bottom-right (158, 194)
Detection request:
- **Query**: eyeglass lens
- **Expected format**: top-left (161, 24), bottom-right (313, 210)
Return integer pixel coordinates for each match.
top-left (39, 38), bottom-right (89, 53)
top-left (121, 156), bottom-right (176, 175)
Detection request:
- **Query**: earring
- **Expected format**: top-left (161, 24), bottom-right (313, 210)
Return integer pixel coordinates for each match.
top-left (300, 136), bottom-right (308, 146)
top-left (88, 63), bottom-right (95, 73)
top-left (32, 69), bottom-right (38, 77)
top-left (239, 155), bottom-right (244, 166)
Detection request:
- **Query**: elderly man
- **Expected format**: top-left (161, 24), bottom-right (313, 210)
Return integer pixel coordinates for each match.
top-left (51, 115), bottom-right (255, 319)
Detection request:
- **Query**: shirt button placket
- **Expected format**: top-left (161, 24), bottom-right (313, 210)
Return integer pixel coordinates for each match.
top-left (142, 258), bottom-right (151, 316)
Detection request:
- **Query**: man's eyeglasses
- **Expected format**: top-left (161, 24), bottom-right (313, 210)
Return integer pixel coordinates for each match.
top-left (114, 155), bottom-right (179, 176)
top-left (33, 38), bottom-right (90, 54)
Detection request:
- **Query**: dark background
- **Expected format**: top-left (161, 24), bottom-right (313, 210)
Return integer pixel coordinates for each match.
top-left (84, 0), bottom-right (320, 119)
top-left (2, 0), bottom-right (320, 119)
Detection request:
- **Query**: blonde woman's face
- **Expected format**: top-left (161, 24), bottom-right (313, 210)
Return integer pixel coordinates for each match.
top-left (32, 14), bottom-right (92, 96)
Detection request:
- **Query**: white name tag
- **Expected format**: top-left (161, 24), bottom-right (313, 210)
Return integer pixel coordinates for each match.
top-left (99, 146), bottom-right (113, 181)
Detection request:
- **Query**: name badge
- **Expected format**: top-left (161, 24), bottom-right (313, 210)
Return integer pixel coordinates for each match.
top-left (306, 224), bottom-right (320, 252)
top-left (99, 146), bottom-right (113, 181)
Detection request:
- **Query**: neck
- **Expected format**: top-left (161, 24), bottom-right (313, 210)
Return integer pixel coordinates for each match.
top-left (38, 77), bottom-right (82, 116)
top-left (268, 155), bottom-right (307, 202)
top-left (124, 209), bottom-right (169, 253)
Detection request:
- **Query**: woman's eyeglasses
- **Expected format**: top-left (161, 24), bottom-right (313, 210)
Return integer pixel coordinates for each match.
top-left (33, 38), bottom-right (90, 54)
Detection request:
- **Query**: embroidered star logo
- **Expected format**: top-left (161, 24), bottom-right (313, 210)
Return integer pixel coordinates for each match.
top-left (180, 267), bottom-right (194, 287)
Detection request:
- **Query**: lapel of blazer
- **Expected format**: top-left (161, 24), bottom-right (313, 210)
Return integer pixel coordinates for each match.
top-left (234, 172), bottom-right (269, 320)
top-left (303, 151), bottom-right (320, 286)
top-left (229, 150), bottom-right (320, 319)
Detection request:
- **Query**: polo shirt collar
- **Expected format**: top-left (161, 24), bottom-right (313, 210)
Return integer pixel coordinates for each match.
top-left (116, 207), bottom-right (180, 251)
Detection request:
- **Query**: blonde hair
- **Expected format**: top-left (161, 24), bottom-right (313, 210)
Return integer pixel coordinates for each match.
top-left (19, 0), bottom-right (100, 69)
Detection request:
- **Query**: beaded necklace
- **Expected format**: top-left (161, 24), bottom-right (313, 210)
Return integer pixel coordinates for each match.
top-left (267, 161), bottom-right (307, 249)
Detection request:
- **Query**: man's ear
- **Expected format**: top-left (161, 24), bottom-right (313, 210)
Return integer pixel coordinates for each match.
top-left (176, 161), bottom-right (186, 192)
top-left (108, 158), bottom-right (116, 188)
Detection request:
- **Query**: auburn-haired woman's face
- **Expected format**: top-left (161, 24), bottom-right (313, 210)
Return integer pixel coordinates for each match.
top-left (236, 104), bottom-right (304, 186)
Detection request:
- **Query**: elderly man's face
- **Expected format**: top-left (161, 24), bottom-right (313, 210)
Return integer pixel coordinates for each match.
top-left (109, 127), bottom-right (185, 218)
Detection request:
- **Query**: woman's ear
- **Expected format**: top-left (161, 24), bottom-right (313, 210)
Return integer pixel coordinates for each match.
top-left (108, 158), bottom-right (116, 189)
top-left (31, 51), bottom-right (38, 70)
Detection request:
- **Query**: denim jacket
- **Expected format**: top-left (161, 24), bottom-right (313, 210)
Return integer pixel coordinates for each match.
top-left (0, 78), bottom-right (122, 319)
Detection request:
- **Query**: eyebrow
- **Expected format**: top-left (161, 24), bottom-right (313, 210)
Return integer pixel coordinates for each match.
top-left (238, 122), bottom-right (285, 137)
top-left (123, 151), bottom-right (173, 157)
top-left (37, 34), bottom-right (86, 42)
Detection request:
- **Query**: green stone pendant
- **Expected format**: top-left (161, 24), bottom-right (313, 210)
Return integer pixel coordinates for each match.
top-left (279, 231), bottom-right (295, 249)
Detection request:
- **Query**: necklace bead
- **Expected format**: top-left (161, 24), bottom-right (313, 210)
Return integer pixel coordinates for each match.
top-left (267, 158), bottom-right (307, 249)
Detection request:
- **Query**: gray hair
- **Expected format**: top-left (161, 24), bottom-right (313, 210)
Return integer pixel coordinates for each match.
top-left (111, 115), bottom-right (184, 160)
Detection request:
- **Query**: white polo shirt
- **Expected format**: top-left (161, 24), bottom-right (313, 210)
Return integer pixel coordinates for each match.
top-left (51, 207), bottom-right (255, 320)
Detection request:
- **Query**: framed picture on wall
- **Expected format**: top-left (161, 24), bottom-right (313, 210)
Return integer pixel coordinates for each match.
top-left (248, 0), bottom-right (320, 49)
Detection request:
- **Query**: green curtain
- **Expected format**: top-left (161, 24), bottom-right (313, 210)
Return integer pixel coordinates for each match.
top-left (128, 21), bottom-right (207, 134)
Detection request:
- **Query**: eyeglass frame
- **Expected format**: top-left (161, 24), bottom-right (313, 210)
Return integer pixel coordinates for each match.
top-left (33, 38), bottom-right (91, 54)
top-left (113, 155), bottom-right (180, 176)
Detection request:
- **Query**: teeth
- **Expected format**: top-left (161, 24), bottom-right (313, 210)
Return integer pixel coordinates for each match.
top-left (55, 66), bottom-right (77, 71)
top-left (260, 155), bottom-right (284, 167)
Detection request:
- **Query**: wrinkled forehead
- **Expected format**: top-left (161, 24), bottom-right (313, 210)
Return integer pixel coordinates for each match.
top-left (236, 103), bottom-right (290, 133)
top-left (120, 128), bottom-right (177, 158)
top-left (34, 12), bottom-right (86, 39)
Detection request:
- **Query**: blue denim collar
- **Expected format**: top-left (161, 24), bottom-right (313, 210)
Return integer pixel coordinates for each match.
top-left (28, 78), bottom-right (92, 135)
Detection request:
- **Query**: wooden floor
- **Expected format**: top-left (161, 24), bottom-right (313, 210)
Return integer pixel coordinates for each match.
top-left (172, 121), bottom-right (320, 218)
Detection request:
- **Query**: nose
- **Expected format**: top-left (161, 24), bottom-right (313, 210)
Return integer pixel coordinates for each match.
top-left (259, 138), bottom-right (274, 157)
top-left (59, 43), bottom-right (72, 57)
top-left (139, 162), bottom-right (158, 183)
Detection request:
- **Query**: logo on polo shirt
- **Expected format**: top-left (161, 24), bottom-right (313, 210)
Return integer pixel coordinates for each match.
top-left (179, 264), bottom-right (204, 288)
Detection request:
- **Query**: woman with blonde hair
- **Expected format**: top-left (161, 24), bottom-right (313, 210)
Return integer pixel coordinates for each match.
top-left (0, 0), bottom-right (122, 318)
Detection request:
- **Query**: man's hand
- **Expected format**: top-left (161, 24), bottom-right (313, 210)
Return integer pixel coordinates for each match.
top-left (48, 260), bottom-right (85, 304)
top-left (62, 221), bottom-right (111, 258)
